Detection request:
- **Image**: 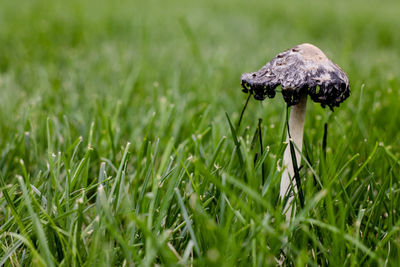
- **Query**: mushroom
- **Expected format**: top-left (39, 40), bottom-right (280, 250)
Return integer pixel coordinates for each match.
top-left (241, 43), bottom-right (350, 221)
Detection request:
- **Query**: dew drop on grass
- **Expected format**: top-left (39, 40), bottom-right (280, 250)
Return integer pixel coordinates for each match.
top-left (189, 194), bottom-right (197, 209)
top-left (207, 248), bottom-right (220, 262)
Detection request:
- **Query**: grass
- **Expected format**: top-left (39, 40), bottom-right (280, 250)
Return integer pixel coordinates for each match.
top-left (1, 0), bottom-right (400, 265)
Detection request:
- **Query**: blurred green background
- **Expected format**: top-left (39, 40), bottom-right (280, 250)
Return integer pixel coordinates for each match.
top-left (1, 0), bottom-right (400, 265)
top-left (1, 0), bottom-right (399, 142)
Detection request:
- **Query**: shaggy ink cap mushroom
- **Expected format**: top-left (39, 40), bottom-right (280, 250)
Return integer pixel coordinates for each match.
top-left (241, 43), bottom-right (350, 109)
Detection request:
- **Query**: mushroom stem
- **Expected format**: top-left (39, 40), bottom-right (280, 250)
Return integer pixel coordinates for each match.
top-left (280, 94), bottom-right (307, 222)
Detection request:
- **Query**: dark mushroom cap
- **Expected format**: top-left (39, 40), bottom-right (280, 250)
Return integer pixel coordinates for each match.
top-left (241, 43), bottom-right (350, 109)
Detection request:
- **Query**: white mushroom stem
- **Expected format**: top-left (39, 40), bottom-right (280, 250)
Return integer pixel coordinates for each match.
top-left (280, 94), bottom-right (307, 222)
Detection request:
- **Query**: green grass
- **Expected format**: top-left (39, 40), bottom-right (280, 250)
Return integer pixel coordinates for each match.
top-left (1, 0), bottom-right (400, 265)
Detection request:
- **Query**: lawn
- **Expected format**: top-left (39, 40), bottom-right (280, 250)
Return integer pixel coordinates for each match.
top-left (1, 0), bottom-right (400, 265)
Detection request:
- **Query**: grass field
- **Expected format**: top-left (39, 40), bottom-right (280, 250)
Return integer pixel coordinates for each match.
top-left (1, 0), bottom-right (400, 265)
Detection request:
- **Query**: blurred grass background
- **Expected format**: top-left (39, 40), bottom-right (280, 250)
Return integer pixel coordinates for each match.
top-left (1, 0), bottom-right (400, 149)
top-left (1, 0), bottom-right (400, 265)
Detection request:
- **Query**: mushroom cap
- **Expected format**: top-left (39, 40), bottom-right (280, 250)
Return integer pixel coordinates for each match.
top-left (241, 43), bottom-right (350, 109)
